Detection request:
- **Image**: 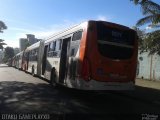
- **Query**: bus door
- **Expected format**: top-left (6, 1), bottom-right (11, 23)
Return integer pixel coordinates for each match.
top-left (42, 45), bottom-right (48, 75)
top-left (59, 37), bottom-right (71, 83)
top-left (37, 41), bottom-right (45, 76)
top-left (68, 31), bottom-right (83, 80)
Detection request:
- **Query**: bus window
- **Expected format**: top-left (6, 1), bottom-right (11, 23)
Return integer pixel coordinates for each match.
top-left (47, 42), bottom-right (56, 57)
top-left (29, 49), bottom-right (38, 61)
top-left (71, 49), bottom-right (75, 56)
top-left (29, 51), bottom-right (32, 61)
top-left (55, 40), bottom-right (62, 51)
top-left (59, 39), bottom-right (62, 50)
top-left (72, 31), bottom-right (82, 41)
top-left (35, 49), bottom-right (38, 61)
top-left (24, 52), bottom-right (29, 60)
top-left (97, 22), bottom-right (135, 59)
top-left (49, 42), bottom-right (56, 51)
top-left (70, 47), bottom-right (78, 57)
top-left (69, 31), bottom-right (82, 57)
top-left (47, 40), bottom-right (61, 57)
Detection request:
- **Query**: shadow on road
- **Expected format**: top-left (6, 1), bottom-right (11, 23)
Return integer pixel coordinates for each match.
top-left (0, 81), bottom-right (120, 120)
top-left (0, 80), bottom-right (160, 120)
top-left (120, 85), bottom-right (160, 105)
top-left (0, 81), bottom-right (91, 114)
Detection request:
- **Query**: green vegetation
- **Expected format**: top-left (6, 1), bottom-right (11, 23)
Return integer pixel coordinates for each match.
top-left (143, 30), bottom-right (160, 55)
top-left (3, 47), bottom-right (15, 63)
top-left (0, 39), bottom-right (7, 50)
top-left (0, 21), bottom-right (7, 50)
top-left (0, 21), bottom-right (7, 33)
top-left (131, 0), bottom-right (160, 55)
top-left (134, 0), bottom-right (160, 27)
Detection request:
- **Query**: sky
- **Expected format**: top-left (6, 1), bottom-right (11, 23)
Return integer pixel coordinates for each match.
top-left (0, 0), bottom-right (159, 48)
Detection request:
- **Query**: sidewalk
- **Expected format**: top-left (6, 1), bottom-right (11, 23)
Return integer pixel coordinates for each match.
top-left (0, 64), bottom-right (8, 67)
top-left (136, 79), bottom-right (160, 90)
top-left (122, 79), bottom-right (160, 106)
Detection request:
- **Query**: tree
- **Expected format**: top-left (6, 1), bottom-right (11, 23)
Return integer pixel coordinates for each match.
top-left (0, 21), bottom-right (7, 50)
top-left (131, 0), bottom-right (160, 27)
top-left (132, 26), bottom-right (146, 51)
top-left (143, 30), bottom-right (160, 55)
top-left (131, 0), bottom-right (160, 55)
top-left (0, 21), bottom-right (7, 33)
top-left (3, 47), bottom-right (14, 63)
top-left (131, 0), bottom-right (148, 5)
top-left (0, 39), bottom-right (7, 50)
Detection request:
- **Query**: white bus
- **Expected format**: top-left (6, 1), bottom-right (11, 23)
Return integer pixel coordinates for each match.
top-left (14, 51), bottom-right (23, 69)
top-left (22, 41), bottom-right (44, 76)
top-left (22, 20), bottom-right (138, 90)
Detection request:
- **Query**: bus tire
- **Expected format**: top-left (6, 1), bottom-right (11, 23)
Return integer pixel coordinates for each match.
top-left (32, 66), bottom-right (35, 77)
top-left (50, 68), bottom-right (57, 87)
top-left (24, 65), bottom-right (27, 73)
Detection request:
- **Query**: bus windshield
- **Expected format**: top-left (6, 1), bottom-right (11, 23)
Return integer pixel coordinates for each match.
top-left (97, 22), bottom-right (135, 59)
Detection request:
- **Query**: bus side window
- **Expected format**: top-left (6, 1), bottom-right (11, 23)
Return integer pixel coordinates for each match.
top-left (33, 50), bottom-right (35, 61)
top-left (53, 42), bottom-right (56, 51)
top-left (31, 50), bottom-right (33, 61)
top-left (55, 40), bottom-right (61, 51)
top-left (70, 31), bottom-right (82, 57)
top-left (70, 31), bottom-right (82, 56)
top-left (32, 50), bottom-right (34, 61)
top-left (72, 31), bottom-right (82, 41)
top-left (47, 39), bottom-right (62, 57)
top-left (29, 51), bottom-right (32, 61)
top-left (48, 43), bottom-right (52, 57)
top-left (49, 42), bottom-right (55, 51)
top-left (70, 45), bottom-right (79, 57)
top-left (53, 40), bottom-right (61, 57)
top-left (48, 43), bottom-right (51, 52)
top-left (35, 49), bottom-right (38, 61)
top-left (71, 49), bottom-right (75, 56)
top-left (59, 39), bottom-right (62, 50)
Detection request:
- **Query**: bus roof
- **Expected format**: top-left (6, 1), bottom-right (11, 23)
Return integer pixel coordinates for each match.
top-left (24, 20), bottom-right (133, 51)
top-left (44, 20), bottom-right (132, 44)
top-left (44, 21), bottom-right (88, 44)
top-left (15, 51), bottom-right (23, 56)
top-left (25, 41), bottom-right (41, 51)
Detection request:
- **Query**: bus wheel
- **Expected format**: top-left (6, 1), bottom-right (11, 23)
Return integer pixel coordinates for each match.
top-left (32, 66), bottom-right (35, 77)
top-left (24, 65), bottom-right (27, 73)
top-left (50, 68), bottom-right (57, 87)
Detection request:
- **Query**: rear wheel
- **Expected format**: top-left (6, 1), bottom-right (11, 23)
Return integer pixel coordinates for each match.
top-left (24, 64), bottom-right (27, 73)
top-left (50, 68), bottom-right (57, 87)
top-left (32, 66), bottom-right (35, 77)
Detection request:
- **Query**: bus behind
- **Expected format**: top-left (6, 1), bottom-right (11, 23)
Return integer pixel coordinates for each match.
top-left (78, 21), bottom-right (138, 90)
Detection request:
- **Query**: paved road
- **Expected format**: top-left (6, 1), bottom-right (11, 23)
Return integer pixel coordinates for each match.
top-left (0, 64), bottom-right (160, 120)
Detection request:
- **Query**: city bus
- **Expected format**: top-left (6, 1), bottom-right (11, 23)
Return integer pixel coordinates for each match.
top-left (12, 56), bottom-right (16, 68)
top-left (14, 51), bottom-right (23, 69)
top-left (23, 20), bottom-right (138, 90)
top-left (22, 41), bottom-right (44, 76)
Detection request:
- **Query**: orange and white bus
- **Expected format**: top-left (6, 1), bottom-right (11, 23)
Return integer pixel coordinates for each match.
top-left (22, 20), bottom-right (138, 90)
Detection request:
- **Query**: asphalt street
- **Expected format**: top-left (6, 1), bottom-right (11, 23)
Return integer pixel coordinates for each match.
top-left (0, 64), bottom-right (160, 120)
